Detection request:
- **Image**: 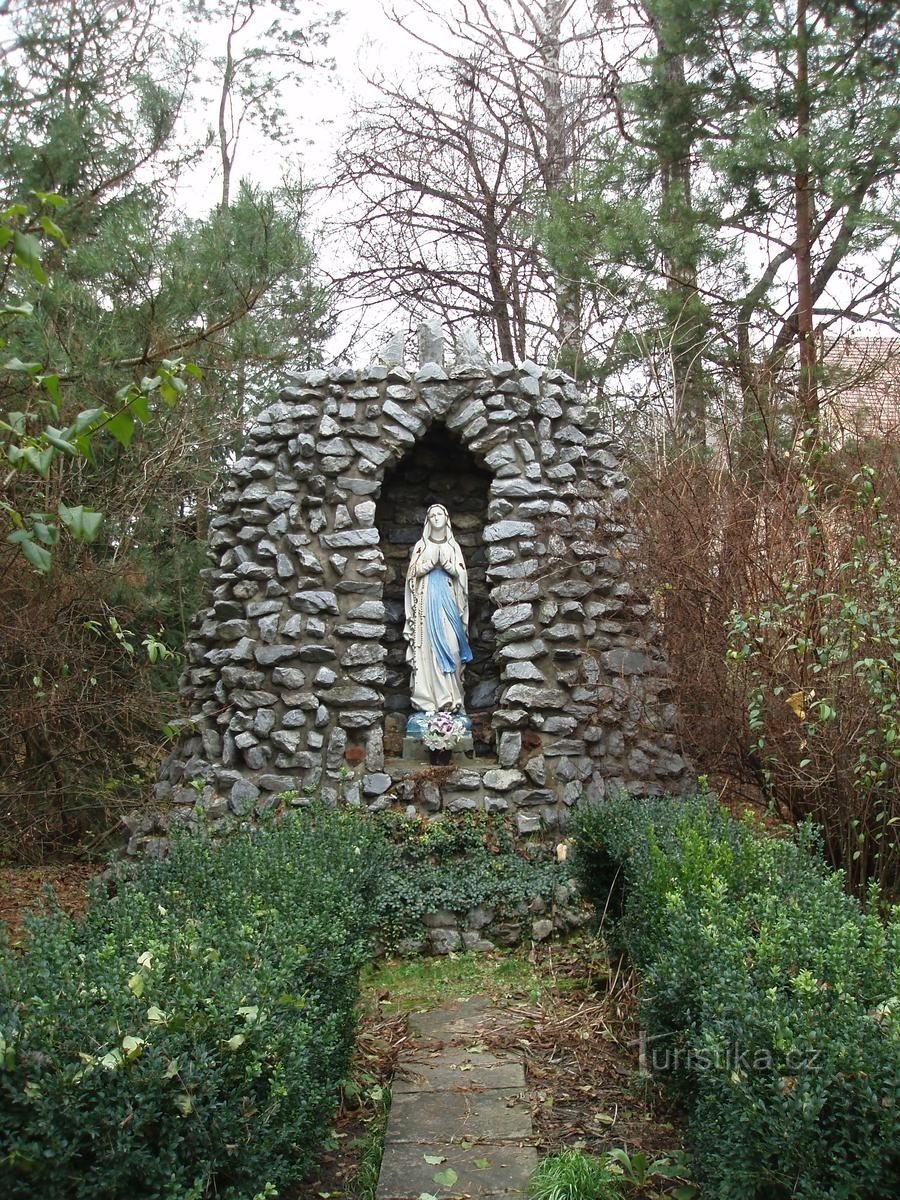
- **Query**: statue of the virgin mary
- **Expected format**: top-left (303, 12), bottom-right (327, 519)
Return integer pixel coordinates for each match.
top-left (403, 504), bottom-right (473, 713)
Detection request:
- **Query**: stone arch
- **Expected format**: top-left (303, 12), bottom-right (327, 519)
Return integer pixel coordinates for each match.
top-left (142, 329), bottom-right (693, 855)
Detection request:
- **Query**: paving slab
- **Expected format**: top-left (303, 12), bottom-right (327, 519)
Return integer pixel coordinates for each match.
top-left (386, 1087), bottom-right (532, 1141)
top-left (408, 996), bottom-right (498, 1040)
top-left (393, 1051), bottom-right (525, 1094)
top-left (376, 1139), bottom-right (538, 1199)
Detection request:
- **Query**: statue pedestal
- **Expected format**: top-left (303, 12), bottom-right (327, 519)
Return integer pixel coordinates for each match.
top-left (403, 711), bottom-right (474, 763)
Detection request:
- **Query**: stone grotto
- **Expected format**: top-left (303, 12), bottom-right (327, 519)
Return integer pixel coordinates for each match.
top-left (135, 324), bottom-right (693, 860)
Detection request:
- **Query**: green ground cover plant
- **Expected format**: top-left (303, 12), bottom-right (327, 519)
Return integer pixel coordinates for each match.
top-left (0, 806), bottom-right (388, 1199)
top-left (573, 796), bottom-right (900, 1200)
top-left (369, 811), bottom-right (576, 950)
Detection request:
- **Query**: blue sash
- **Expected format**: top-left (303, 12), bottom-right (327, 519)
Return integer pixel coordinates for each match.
top-left (425, 568), bottom-right (473, 673)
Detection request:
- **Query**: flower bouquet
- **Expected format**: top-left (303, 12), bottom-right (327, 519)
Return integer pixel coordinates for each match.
top-left (422, 711), bottom-right (467, 761)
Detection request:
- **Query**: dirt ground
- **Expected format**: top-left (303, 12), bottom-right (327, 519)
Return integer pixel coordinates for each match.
top-left (0, 863), bottom-right (97, 943)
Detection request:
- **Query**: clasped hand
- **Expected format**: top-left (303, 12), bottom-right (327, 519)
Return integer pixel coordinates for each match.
top-left (417, 544), bottom-right (456, 576)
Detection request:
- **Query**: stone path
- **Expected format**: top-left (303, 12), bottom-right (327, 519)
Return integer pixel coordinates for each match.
top-left (376, 997), bottom-right (537, 1200)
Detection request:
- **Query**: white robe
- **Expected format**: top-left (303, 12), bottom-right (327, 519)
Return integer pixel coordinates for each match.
top-left (403, 534), bottom-right (470, 712)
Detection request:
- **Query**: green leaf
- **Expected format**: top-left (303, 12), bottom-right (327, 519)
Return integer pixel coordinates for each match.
top-left (58, 503), bottom-right (103, 543)
top-left (19, 538), bottom-right (52, 573)
top-left (44, 427), bottom-right (77, 456)
top-left (3, 357), bottom-right (42, 374)
top-left (105, 409), bottom-right (136, 447)
top-left (130, 393), bottom-right (150, 423)
top-left (173, 1094), bottom-right (193, 1116)
top-left (5, 411), bottom-right (26, 435)
top-left (38, 374), bottom-right (60, 404)
top-left (423, 1155), bottom-right (446, 1165)
top-left (225, 1033), bottom-right (246, 1051)
top-left (32, 190), bottom-right (67, 209)
top-left (68, 407), bottom-right (107, 435)
top-left (431, 1168), bottom-right (458, 1189)
top-left (184, 363), bottom-right (203, 379)
top-left (12, 231), bottom-right (46, 283)
top-left (473, 1158), bottom-right (490, 1169)
top-left (0, 301), bottom-right (33, 317)
top-left (162, 1057), bottom-right (180, 1080)
top-left (31, 520), bottom-right (59, 546)
top-left (38, 215), bottom-right (68, 246)
top-left (127, 971), bottom-right (146, 998)
top-left (147, 1006), bottom-right (168, 1026)
top-left (22, 445), bottom-right (54, 476)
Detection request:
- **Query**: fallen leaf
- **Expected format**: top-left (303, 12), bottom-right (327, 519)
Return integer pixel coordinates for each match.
top-left (432, 1167), bottom-right (458, 1188)
top-left (423, 1154), bottom-right (446, 1165)
top-left (473, 1157), bottom-right (490, 1169)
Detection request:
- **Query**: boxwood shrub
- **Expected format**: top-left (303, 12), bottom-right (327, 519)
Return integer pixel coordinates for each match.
top-left (0, 806), bottom-right (389, 1199)
top-left (572, 797), bottom-right (900, 1200)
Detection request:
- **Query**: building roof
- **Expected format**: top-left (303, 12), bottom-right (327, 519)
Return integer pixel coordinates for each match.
top-left (822, 336), bottom-right (900, 440)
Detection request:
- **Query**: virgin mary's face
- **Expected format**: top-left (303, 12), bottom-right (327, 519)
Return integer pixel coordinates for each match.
top-left (427, 506), bottom-right (448, 532)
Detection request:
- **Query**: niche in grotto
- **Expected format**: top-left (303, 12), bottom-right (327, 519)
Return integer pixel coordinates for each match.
top-left (374, 422), bottom-right (497, 734)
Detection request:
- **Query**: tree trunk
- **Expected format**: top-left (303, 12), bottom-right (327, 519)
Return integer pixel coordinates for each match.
top-left (794, 0), bottom-right (818, 435)
top-left (652, 15), bottom-right (707, 448)
top-left (538, 0), bottom-right (583, 374)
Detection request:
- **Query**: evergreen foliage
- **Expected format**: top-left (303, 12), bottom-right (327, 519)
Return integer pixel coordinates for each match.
top-left (0, 807), bottom-right (387, 1199)
top-left (573, 796), bottom-right (900, 1200)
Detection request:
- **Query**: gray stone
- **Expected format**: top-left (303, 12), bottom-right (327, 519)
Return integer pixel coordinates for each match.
top-left (258, 774), bottom-right (302, 793)
top-left (314, 666), bottom-right (337, 687)
top-left (326, 728), bottom-right (348, 770)
top-left (492, 602), bottom-right (533, 631)
top-left (504, 660), bottom-right (545, 682)
top-left (289, 589), bottom-right (339, 613)
top-left (341, 642), bottom-right (387, 666)
top-left (253, 708), bottom-right (276, 736)
top-left (418, 318), bottom-right (445, 367)
top-left (427, 928), bottom-right (462, 955)
top-left (272, 667), bottom-right (306, 688)
top-left (329, 686), bottom-right (381, 707)
top-left (497, 731), bottom-right (522, 767)
top-left (604, 647), bottom-right (655, 675)
top-left (320, 528), bottom-right (380, 549)
top-left (296, 644), bottom-right (337, 661)
top-left (335, 622), bottom-right (386, 640)
top-left (504, 685), bottom-right (566, 707)
top-left (231, 690), bottom-right (278, 708)
top-left (365, 728), bottom-right (385, 771)
top-left (415, 362), bottom-right (449, 383)
top-left (271, 730), bottom-right (304, 754)
top-left (483, 519), bottom-right (536, 542)
top-left (254, 644), bottom-right (298, 665)
top-left (469, 678), bottom-right (500, 709)
top-left (516, 812), bottom-right (542, 835)
top-left (363, 772), bottom-right (392, 796)
top-left (483, 768), bottom-right (524, 791)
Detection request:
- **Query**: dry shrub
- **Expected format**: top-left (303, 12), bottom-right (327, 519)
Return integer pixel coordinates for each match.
top-left (629, 437), bottom-right (900, 899)
top-left (0, 545), bottom-right (173, 862)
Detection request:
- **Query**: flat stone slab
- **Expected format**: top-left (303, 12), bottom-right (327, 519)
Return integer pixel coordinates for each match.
top-left (393, 1050), bottom-right (525, 1094)
top-left (408, 996), bottom-right (498, 1041)
top-left (386, 1088), bottom-right (532, 1142)
top-left (376, 1139), bottom-right (538, 1199)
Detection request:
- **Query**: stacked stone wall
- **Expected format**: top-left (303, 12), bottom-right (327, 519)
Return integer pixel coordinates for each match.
top-left (136, 339), bottom-right (692, 857)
